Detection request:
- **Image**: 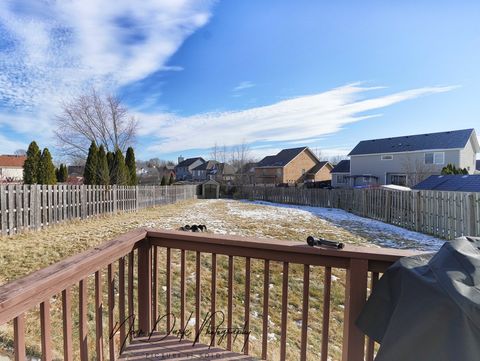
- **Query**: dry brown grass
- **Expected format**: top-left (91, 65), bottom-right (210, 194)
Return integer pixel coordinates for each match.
top-left (0, 199), bottom-right (383, 360)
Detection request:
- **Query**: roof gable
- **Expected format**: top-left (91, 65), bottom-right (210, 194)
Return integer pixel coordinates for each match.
top-left (331, 160), bottom-right (350, 173)
top-left (413, 175), bottom-right (480, 192)
top-left (307, 161), bottom-right (332, 174)
top-left (257, 147), bottom-right (310, 167)
top-left (349, 129), bottom-right (474, 156)
top-left (176, 157), bottom-right (205, 168)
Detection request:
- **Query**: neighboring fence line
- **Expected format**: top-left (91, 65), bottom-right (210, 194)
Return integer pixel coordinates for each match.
top-left (238, 186), bottom-right (480, 239)
top-left (0, 184), bottom-right (197, 236)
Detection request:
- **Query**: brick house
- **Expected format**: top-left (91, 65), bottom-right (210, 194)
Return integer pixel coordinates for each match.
top-left (0, 155), bottom-right (26, 183)
top-left (255, 147), bottom-right (331, 185)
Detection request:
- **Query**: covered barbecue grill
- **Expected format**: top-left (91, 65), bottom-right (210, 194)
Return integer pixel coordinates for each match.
top-left (357, 236), bottom-right (480, 361)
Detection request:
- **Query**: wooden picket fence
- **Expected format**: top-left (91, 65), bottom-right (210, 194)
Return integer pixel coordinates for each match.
top-left (238, 186), bottom-right (480, 240)
top-left (0, 184), bottom-right (197, 236)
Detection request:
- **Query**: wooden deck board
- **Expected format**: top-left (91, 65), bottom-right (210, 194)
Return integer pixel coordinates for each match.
top-left (119, 334), bottom-right (257, 360)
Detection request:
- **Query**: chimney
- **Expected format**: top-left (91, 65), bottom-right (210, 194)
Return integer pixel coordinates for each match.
top-left (178, 156), bottom-right (184, 164)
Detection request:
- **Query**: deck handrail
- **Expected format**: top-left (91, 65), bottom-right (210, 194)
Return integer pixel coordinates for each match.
top-left (0, 229), bottom-right (420, 361)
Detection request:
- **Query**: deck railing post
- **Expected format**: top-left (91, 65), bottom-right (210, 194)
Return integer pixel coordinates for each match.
top-left (342, 258), bottom-right (368, 361)
top-left (137, 238), bottom-right (152, 335)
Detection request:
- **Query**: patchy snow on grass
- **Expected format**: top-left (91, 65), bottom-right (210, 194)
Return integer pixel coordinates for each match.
top-left (247, 201), bottom-right (444, 251)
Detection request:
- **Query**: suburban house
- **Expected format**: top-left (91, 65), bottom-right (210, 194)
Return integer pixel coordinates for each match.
top-left (347, 128), bottom-right (479, 187)
top-left (330, 159), bottom-right (351, 188)
top-left (255, 147), bottom-right (331, 185)
top-left (236, 162), bottom-right (257, 184)
top-left (192, 161), bottom-right (236, 183)
top-left (174, 157), bottom-right (205, 181)
top-left (413, 174), bottom-right (480, 192)
top-left (0, 155), bottom-right (26, 183)
top-left (158, 165), bottom-right (175, 182)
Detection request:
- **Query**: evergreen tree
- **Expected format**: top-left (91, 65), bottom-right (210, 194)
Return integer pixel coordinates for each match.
top-left (38, 148), bottom-right (57, 184)
top-left (84, 141), bottom-right (99, 185)
top-left (441, 163), bottom-right (468, 175)
top-left (110, 148), bottom-right (128, 185)
top-left (160, 175), bottom-right (167, 186)
top-left (61, 164), bottom-right (68, 182)
top-left (107, 151), bottom-right (115, 178)
top-left (125, 147), bottom-right (137, 186)
top-left (97, 145), bottom-right (110, 185)
top-left (56, 164), bottom-right (69, 183)
top-left (168, 173), bottom-right (175, 185)
top-left (23, 141), bottom-right (41, 184)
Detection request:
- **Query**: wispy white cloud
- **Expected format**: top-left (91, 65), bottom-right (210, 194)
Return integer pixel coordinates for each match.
top-left (139, 83), bottom-right (457, 154)
top-left (0, 0), bottom-right (214, 127)
top-left (232, 81), bottom-right (255, 92)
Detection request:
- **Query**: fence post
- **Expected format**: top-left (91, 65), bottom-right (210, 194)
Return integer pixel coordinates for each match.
top-left (469, 193), bottom-right (477, 237)
top-left (135, 186), bottom-right (139, 211)
top-left (415, 191), bottom-right (422, 232)
top-left (137, 238), bottom-right (152, 335)
top-left (112, 186), bottom-right (117, 214)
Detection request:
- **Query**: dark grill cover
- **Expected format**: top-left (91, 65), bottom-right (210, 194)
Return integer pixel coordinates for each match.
top-left (356, 237), bottom-right (480, 361)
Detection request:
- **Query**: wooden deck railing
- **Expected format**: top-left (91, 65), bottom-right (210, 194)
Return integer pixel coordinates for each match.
top-left (0, 229), bottom-right (417, 361)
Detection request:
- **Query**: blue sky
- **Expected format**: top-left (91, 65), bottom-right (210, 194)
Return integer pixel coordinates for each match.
top-left (0, 0), bottom-right (479, 161)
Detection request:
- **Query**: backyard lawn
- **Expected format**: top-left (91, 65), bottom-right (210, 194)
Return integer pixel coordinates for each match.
top-left (0, 199), bottom-right (443, 360)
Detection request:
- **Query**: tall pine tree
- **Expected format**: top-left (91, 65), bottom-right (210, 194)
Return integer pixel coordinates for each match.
top-left (61, 164), bottom-right (68, 182)
top-left (125, 147), bottom-right (137, 186)
top-left (107, 151), bottom-right (115, 179)
top-left (97, 145), bottom-right (110, 185)
top-left (23, 141), bottom-right (41, 184)
top-left (84, 141), bottom-right (99, 185)
top-left (160, 175), bottom-right (167, 186)
top-left (169, 173), bottom-right (175, 185)
top-left (38, 148), bottom-right (57, 184)
top-left (110, 148), bottom-right (128, 185)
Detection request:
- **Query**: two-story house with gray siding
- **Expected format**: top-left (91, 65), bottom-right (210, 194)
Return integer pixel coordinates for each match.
top-left (347, 129), bottom-right (479, 187)
top-left (330, 160), bottom-right (351, 188)
top-left (174, 157), bottom-right (205, 181)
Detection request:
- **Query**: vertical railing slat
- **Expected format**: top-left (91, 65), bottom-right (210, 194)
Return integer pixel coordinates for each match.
top-left (166, 247), bottom-right (172, 333)
top-left (321, 267), bottom-right (332, 361)
top-left (180, 249), bottom-right (186, 331)
top-left (119, 257), bottom-right (126, 345)
top-left (108, 264), bottom-right (116, 360)
top-left (280, 262), bottom-right (289, 361)
top-left (195, 251), bottom-right (201, 336)
top-left (95, 271), bottom-right (104, 361)
top-left (128, 251), bottom-right (134, 341)
top-left (244, 257), bottom-right (251, 355)
top-left (152, 247), bottom-right (158, 330)
top-left (300, 264), bottom-right (310, 361)
top-left (227, 255), bottom-right (234, 350)
top-left (262, 259), bottom-right (270, 360)
top-left (62, 288), bottom-right (73, 361)
top-left (210, 253), bottom-right (217, 346)
top-left (40, 300), bottom-right (52, 361)
top-left (79, 279), bottom-right (88, 361)
top-left (14, 314), bottom-right (26, 361)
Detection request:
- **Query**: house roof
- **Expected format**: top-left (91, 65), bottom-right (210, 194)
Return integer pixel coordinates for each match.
top-left (176, 157), bottom-right (205, 168)
top-left (413, 175), bottom-right (480, 192)
top-left (0, 155), bottom-right (26, 168)
top-left (257, 147), bottom-right (309, 167)
top-left (330, 160), bottom-right (350, 173)
top-left (476, 160), bottom-right (480, 171)
top-left (307, 161), bottom-right (332, 174)
top-left (348, 129), bottom-right (475, 156)
top-left (192, 160), bottom-right (218, 171)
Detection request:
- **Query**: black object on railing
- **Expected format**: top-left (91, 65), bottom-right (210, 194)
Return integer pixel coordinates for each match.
top-left (180, 224), bottom-right (207, 232)
top-left (307, 236), bottom-right (344, 249)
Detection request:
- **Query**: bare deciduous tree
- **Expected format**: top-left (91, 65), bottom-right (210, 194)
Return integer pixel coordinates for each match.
top-left (401, 154), bottom-right (436, 187)
top-left (55, 89), bottom-right (137, 160)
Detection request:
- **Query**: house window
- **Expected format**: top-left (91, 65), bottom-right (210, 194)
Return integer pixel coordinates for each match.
top-left (381, 155), bottom-right (393, 160)
top-left (425, 152), bottom-right (444, 165)
top-left (337, 175), bottom-right (348, 184)
top-left (390, 174), bottom-right (407, 186)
